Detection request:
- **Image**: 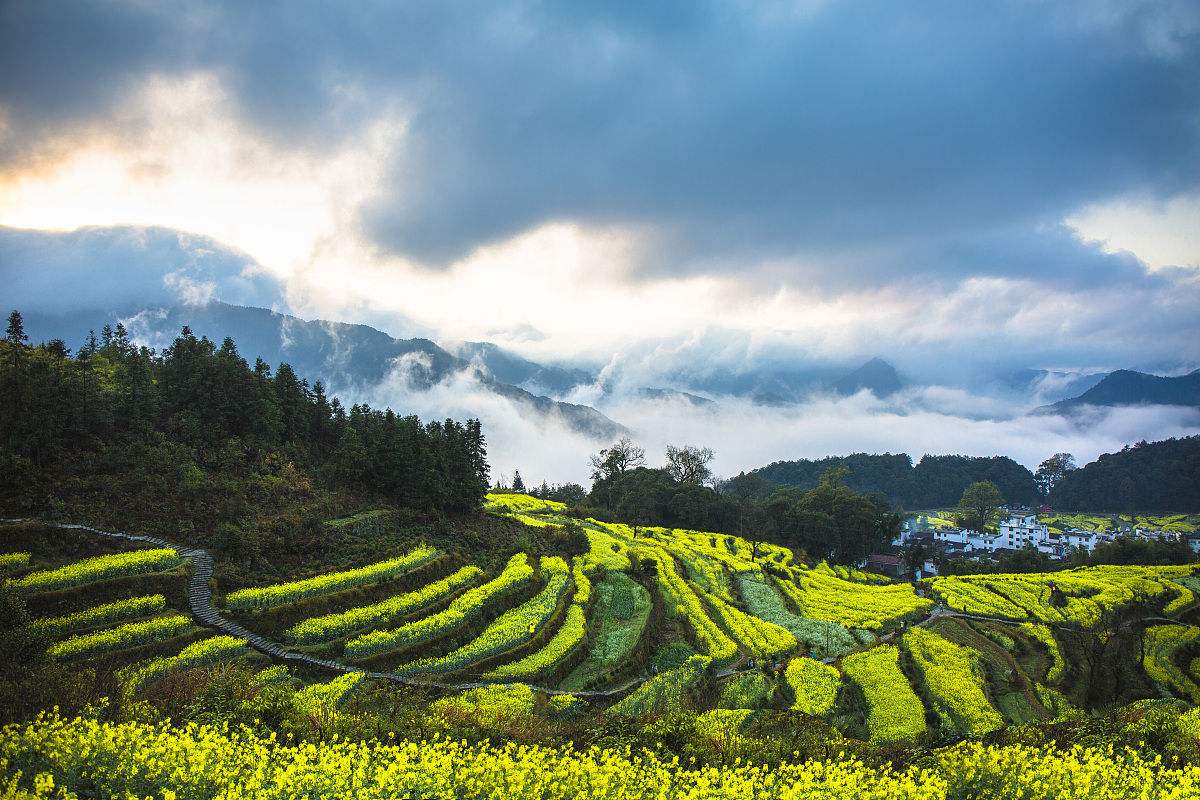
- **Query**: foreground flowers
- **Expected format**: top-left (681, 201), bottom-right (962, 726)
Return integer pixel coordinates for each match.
top-left (4, 713), bottom-right (1200, 799)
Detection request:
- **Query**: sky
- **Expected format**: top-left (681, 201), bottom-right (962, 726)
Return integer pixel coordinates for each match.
top-left (1, 1), bottom-right (1199, 482)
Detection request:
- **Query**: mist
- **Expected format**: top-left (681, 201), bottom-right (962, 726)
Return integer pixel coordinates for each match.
top-left (344, 358), bottom-right (1200, 490)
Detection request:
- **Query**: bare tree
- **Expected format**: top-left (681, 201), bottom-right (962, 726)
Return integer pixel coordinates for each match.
top-left (589, 437), bottom-right (646, 482)
top-left (665, 444), bottom-right (714, 485)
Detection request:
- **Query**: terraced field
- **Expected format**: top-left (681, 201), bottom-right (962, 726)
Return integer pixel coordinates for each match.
top-left (4, 494), bottom-right (1200, 748)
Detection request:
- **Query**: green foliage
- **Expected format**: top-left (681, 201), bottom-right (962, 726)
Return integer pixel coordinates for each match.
top-left (717, 671), bottom-right (774, 709)
top-left (1050, 437), bottom-right (1200, 513)
top-left (744, 452), bottom-right (1040, 509)
top-left (0, 326), bottom-right (492, 546)
top-left (608, 655), bottom-right (710, 718)
top-left (6, 549), bottom-right (181, 595)
top-left (958, 481), bottom-right (1004, 532)
top-left (224, 545), bottom-right (438, 611)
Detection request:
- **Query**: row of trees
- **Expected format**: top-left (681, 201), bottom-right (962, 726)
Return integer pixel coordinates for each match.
top-left (568, 438), bottom-right (898, 565)
top-left (1, 311), bottom-right (491, 521)
top-left (742, 452), bottom-right (1043, 508)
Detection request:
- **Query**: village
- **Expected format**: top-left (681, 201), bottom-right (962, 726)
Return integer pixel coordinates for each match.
top-left (860, 510), bottom-right (1200, 578)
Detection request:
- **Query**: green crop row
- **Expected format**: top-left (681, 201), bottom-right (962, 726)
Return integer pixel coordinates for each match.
top-left (120, 635), bottom-right (249, 696)
top-left (736, 573), bottom-right (859, 660)
top-left (636, 545), bottom-right (738, 664)
top-left (6, 549), bottom-right (181, 595)
top-left (343, 553), bottom-right (535, 661)
top-left (702, 589), bottom-right (797, 660)
top-left (34, 595), bottom-right (168, 638)
top-left (485, 603), bottom-right (587, 681)
top-left (285, 565), bottom-right (484, 644)
top-left (47, 614), bottom-right (192, 661)
top-left (560, 573), bottom-right (652, 691)
top-left (1142, 625), bottom-right (1200, 704)
top-left (841, 645), bottom-right (927, 744)
top-left (607, 655), bottom-right (711, 718)
top-left (903, 628), bottom-right (1003, 738)
top-left (224, 545), bottom-right (438, 611)
top-left (0, 552), bottom-right (30, 574)
top-left (785, 657), bottom-right (841, 716)
top-left (395, 558), bottom-right (572, 676)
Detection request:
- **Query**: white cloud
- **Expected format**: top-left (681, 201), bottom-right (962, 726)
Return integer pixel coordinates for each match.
top-left (1067, 192), bottom-right (1200, 270)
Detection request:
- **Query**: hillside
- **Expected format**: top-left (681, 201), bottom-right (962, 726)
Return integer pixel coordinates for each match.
top-left (1042, 369), bottom-right (1200, 415)
top-left (1050, 437), bottom-right (1200, 513)
top-left (5, 492), bottom-right (1200, 755)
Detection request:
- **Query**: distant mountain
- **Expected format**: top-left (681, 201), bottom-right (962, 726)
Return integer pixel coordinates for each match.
top-left (1041, 369), bottom-right (1200, 415)
top-left (831, 357), bottom-right (903, 398)
top-left (456, 341), bottom-right (593, 397)
top-left (25, 302), bottom-right (627, 441)
top-left (1001, 368), bottom-right (1109, 403)
top-left (635, 387), bottom-right (716, 407)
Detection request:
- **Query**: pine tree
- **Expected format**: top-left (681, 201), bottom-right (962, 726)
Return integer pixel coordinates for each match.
top-left (512, 470), bottom-right (526, 493)
top-left (5, 311), bottom-right (27, 345)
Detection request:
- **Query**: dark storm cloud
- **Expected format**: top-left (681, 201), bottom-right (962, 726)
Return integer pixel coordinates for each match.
top-left (2, 1), bottom-right (1198, 279)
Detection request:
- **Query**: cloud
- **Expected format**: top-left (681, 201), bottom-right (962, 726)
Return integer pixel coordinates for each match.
top-left (2, 1), bottom-right (1198, 276)
top-left (0, 224), bottom-right (281, 315)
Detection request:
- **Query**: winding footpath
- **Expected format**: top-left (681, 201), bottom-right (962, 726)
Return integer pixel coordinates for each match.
top-left (4, 520), bottom-right (652, 698)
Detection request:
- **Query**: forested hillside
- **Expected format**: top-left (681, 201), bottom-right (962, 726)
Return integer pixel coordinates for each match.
top-left (1050, 437), bottom-right (1200, 513)
top-left (743, 452), bottom-right (1040, 508)
top-left (0, 312), bottom-right (490, 552)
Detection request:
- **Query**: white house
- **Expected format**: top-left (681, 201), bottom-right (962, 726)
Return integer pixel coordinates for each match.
top-left (998, 513), bottom-right (1049, 550)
